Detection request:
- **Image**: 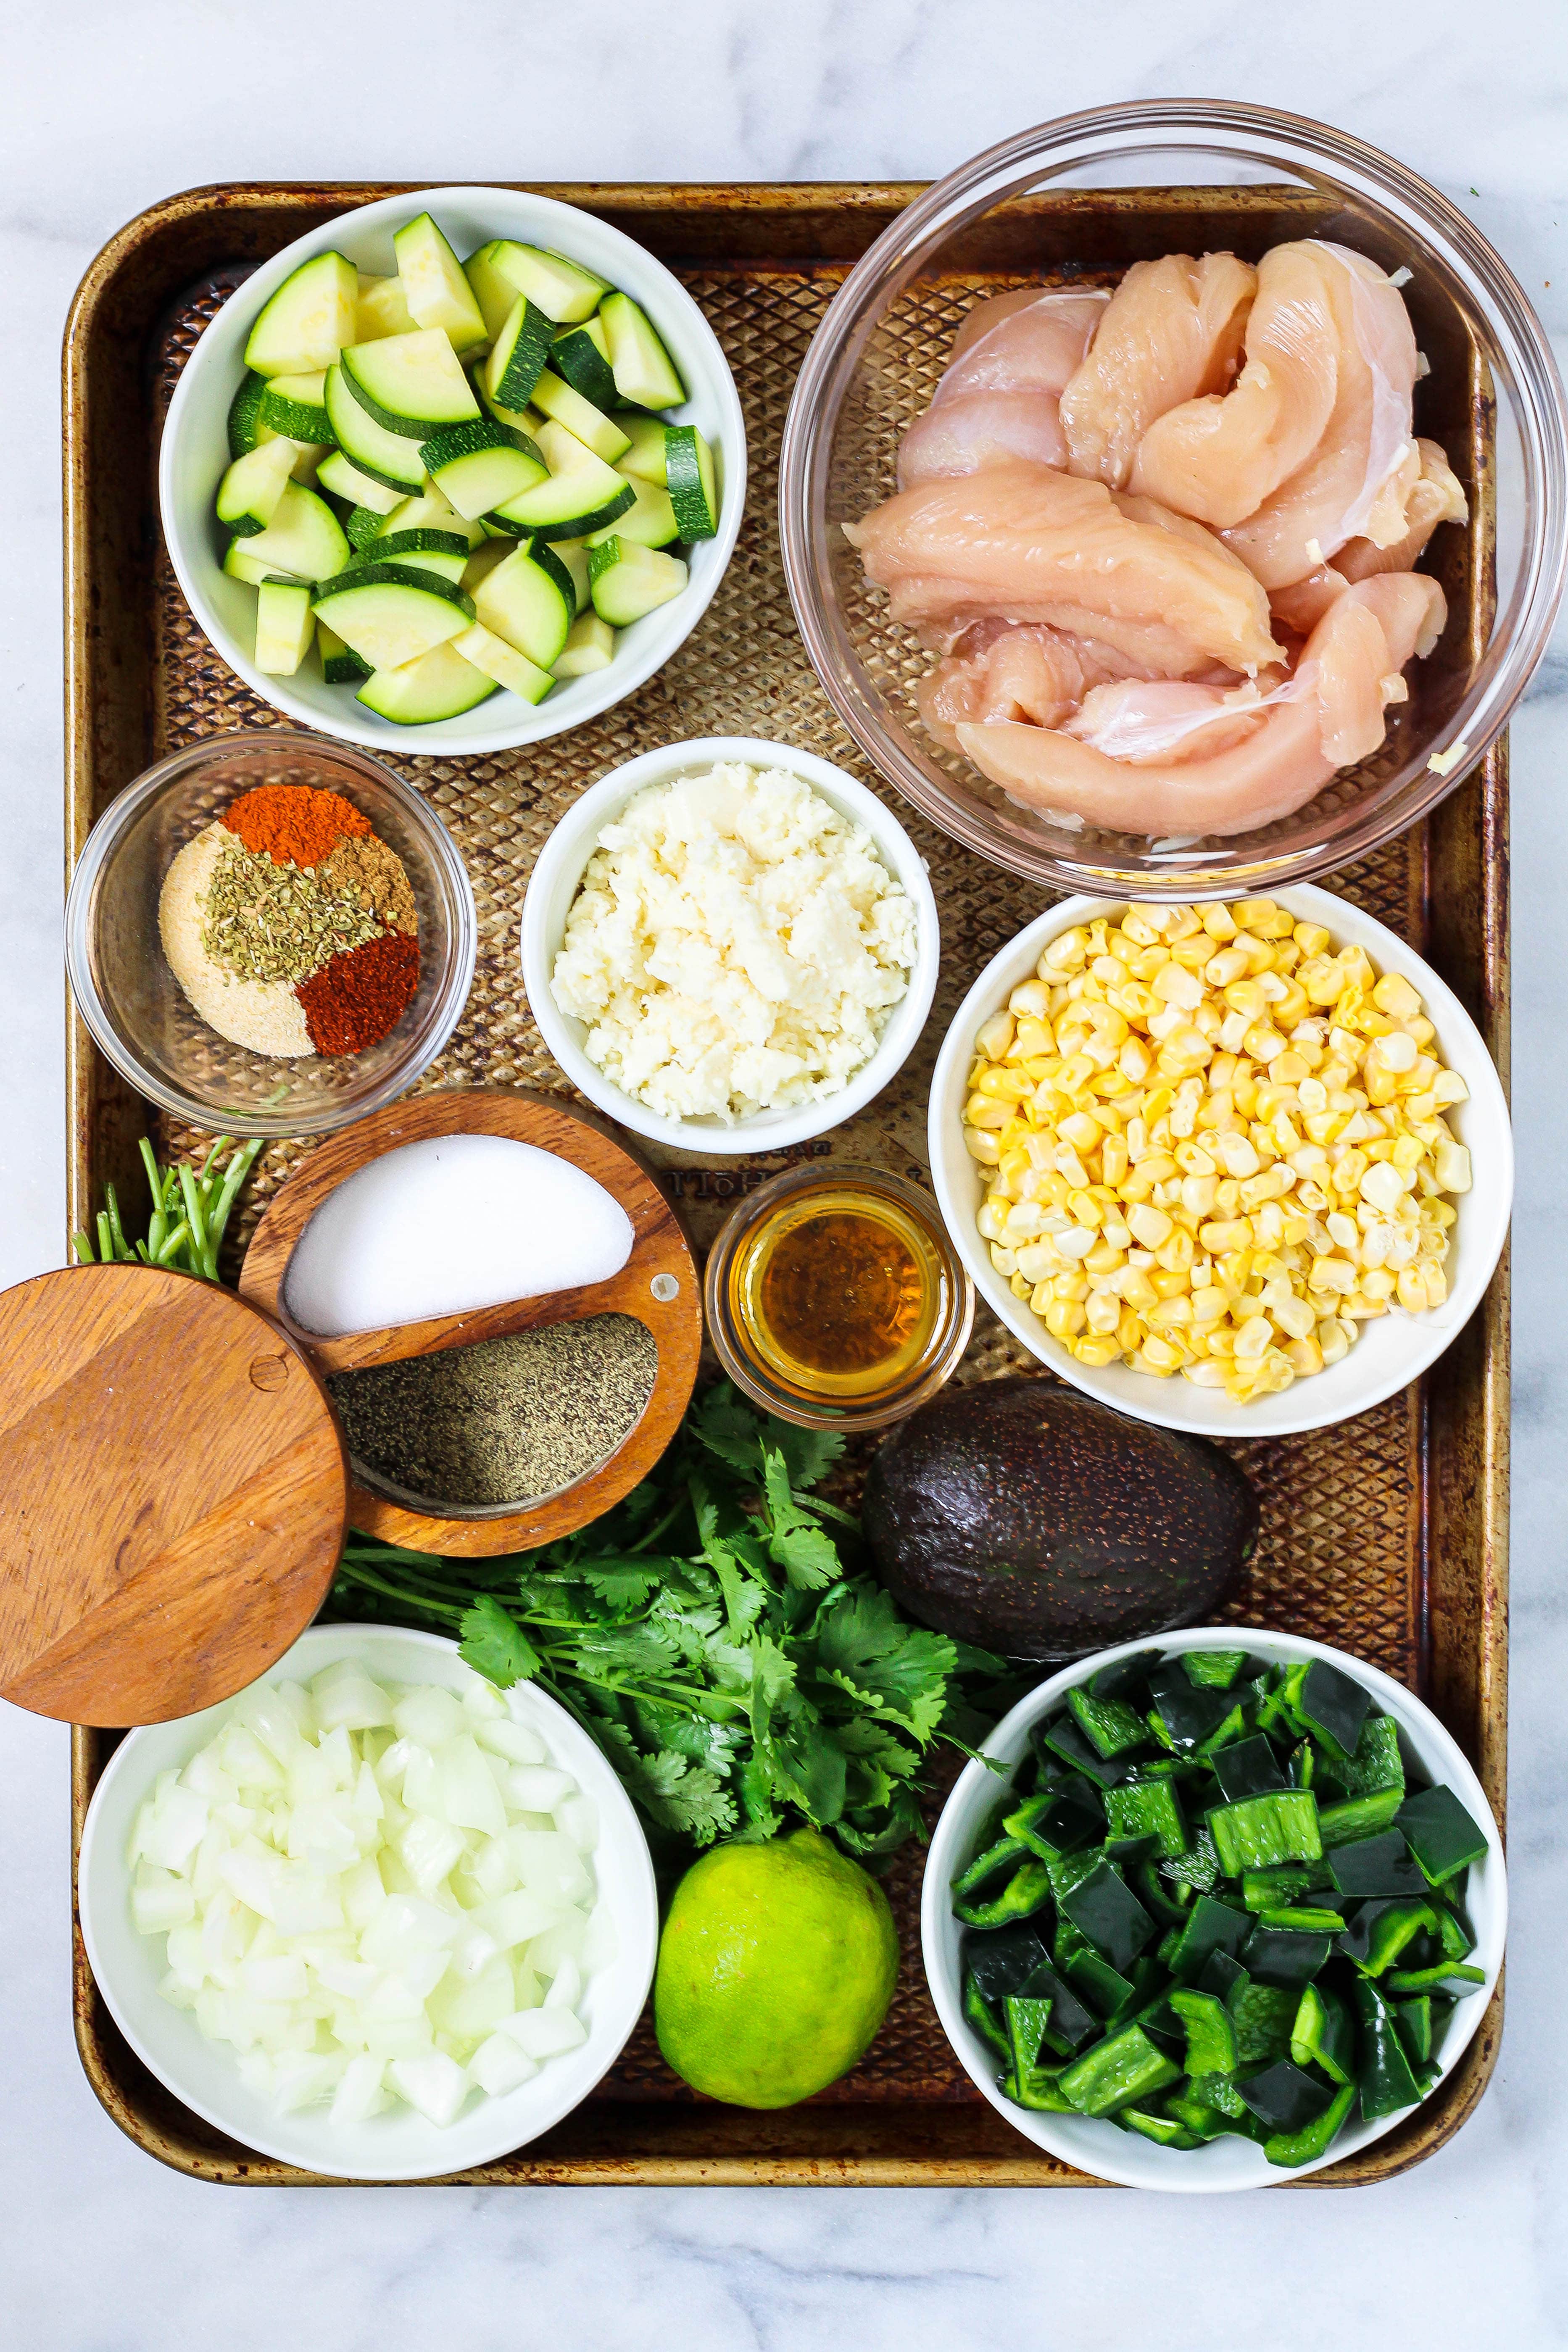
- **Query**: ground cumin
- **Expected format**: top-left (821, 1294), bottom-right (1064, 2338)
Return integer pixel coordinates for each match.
top-left (223, 784), bottom-right (371, 869)
top-left (318, 832), bottom-right (419, 935)
top-left (297, 928), bottom-right (420, 1055)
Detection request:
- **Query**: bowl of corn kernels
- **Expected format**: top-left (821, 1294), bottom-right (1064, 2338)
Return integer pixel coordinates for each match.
top-left (927, 886), bottom-right (1512, 1438)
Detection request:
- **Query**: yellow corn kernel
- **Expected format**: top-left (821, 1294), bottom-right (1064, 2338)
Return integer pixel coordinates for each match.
top-left (1045, 1298), bottom-right (1087, 1340)
top-left (1202, 903), bottom-right (1239, 940)
top-left (1072, 1335), bottom-right (1123, 1368)
top-left (1204, 946), bottom-right (1251, 988)
top-left (1137, 1337), bottom-right (1187, 1374)
top-left (1293, 922), bottom-right (1332, 957)
top-left (1199, 1218), bottom-right (1253, 1254)
top-left (1084, 1290), bottom-right (1122, 1335)
top-left (1010, 1272), bottom-right (1033, 1301)
top-left (1148, 1268), bottom-right (1189, 1301)
top-left (1149, 1296), bottom-right (1194, 1329)
top-left (1284, 1335), bottom-right (1325, 1377)
top-left (965, 1128), bottom-right (1001, 1164)
top-left (1309, 1255), bottom-right (1357, 1294)
top-left (1372, 970), bottom-right (1423, 1021)
top-left (1117, 1268), bottom-right (1160, 1313)
top-left (1116, 1308), bottom-right (1149, 1356)
top-left (975, 1011), bottom-right (1015, 1061)
top-left (1051, 1272), bottom-right (1091, 1304)
top-left (1155, 1229), bottom-right (1196, 1275)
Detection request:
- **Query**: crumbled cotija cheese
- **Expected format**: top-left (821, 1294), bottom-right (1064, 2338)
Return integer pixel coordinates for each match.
top-left (548, 762), bottom-right (917, 1122)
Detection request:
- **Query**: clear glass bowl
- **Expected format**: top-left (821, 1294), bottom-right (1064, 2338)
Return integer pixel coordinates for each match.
top-left (779, 100), bottom-right (1568, 897)
top-left (66, 732), bottom-right (476, 1138)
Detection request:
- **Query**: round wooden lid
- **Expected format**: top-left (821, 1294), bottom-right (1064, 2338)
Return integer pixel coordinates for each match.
top-left (0, 1264), bottom-right (348, 1726)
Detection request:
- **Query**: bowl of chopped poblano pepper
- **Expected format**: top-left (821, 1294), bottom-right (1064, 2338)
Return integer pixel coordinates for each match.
top-left (922, 1629), bottom-right (1505, 2188)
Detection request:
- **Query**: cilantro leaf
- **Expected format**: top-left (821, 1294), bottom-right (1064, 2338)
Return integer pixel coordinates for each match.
top-left (578, 1560), bottom-right (667, 1610)
top-left (762, 1415), bottom-right (847, 1493)
top-left (765, 1715), bottom-right (848, 1826)
top-left (691, 1382), bottom-right (766, 1479)
top-left (813, 1585), bottom-right (957, 1742)
top-left (459, 1596), bottom-right (541, 1688)
top-left (760, 1447), bottom-right (843, 1590)
top-left (618, 1745), bottom-right (737, 1844)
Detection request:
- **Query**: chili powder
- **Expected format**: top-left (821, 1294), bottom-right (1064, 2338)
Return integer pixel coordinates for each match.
top-left (298, 930), bottom-right (420, 1056)
top-left (223, 784), bottom-right (371, 869)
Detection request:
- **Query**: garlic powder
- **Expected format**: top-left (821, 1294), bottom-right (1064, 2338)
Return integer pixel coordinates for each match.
top-left (549, 761), bottom-right (917, 1122)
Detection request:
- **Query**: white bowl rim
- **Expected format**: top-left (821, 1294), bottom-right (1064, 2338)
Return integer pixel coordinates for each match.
top-left (521, 732), bottom-right (941, 1155)
top-left (158, 183), bottom-right (747, 759)
top-left (927, 882), bottom-right (1513, 1438)
top-left (920, 1624), bottom-right (1507, 2193)
top-left (77, 1621), bottom-right (659, 2182)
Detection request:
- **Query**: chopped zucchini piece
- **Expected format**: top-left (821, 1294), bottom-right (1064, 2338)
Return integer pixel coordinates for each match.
top-left (664, 423), bottom-right (720, 539)
top-left (1395, 1785), bottom-right (1491, 1885)
top-left (552, 539), bottom-right (592, 614)
top-left (215, 438), bottom-right (297, 535)
top-left (236, 482), bottom-right (350, 585)
top-left (393, 214), bottom-right (488, 355)
top-left (600, 288), bottom-right (686, 408)
top-left (587, 473), bottom-right (680, 550)
top-left (1059, 2024), bottom-right (1180, 2119)
top-left (530, 369), bottom-right (632, 463)
top-left (495, 423), bottom-right (636, 540)
top-left (355, 271), bottom-right (418, 343)
top-left (317, 620), bottom-right (371, 684)
top-left (258, 369), bottom-right (332, 444)
top-left (465, 239), bottom-right (611, 329)
top-left (550, 316), bottom-right (618, 409)
top-left (244, 251), bottom-right (357, 378)
top-left (311, 564), bottom-right (474, 671)
top-left (472, 540), bottom-right (575, 669)
top-left (316, 448), bottom-right (406, 516)
top-left (617, 415), bottom-right (671, 484)
top-left (341, 329), bottom-right (481, 438)
top-left (360, 529), bottom-right (472, 585)
top-left (552, 610), bottom-right (615, 676)
top-left (224, 537), bottom-right (296, 587)
top-left (376, 487), bottom-right (484, 547)
top-left (1210, 1789), bottom-right (1322, 1875)
top-left (324, 363), bottom-right (427, 495)
top-left (420, 417), bottom-right (548, 521)
top-left (355, 639), bottom-right (496, 724)
top-left (483, 295), bottom-right (556, 414)
top-left (227, 370), bottom-right (270, 458)
top-left (253, 579), bottom-right (314, 676)
top-left (453, 619), bottom-right (556, 702)
top-left (587, 536), bottom-right (688, 626)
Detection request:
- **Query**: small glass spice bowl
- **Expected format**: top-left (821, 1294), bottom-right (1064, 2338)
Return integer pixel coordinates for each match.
top-left (704, 1162), bottom-right (975, 1433)
top-left (66, 731), bottom-right (476, 1139)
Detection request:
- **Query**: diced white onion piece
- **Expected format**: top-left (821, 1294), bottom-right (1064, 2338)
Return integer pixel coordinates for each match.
top-left (392, 1687), bottom-right (463, 1749)
top-left (544, 1955), bottom-right (582, 2012)
top-left (474, 1890), bottom-right (561, 1950)
top-left (132, 1873), bottom-right (196, 1934)
top-left (140, 1786), bottom-right (209, 1871)
top-left (389, 2052), bottom-right (471, 2127)
top-left (428, 1954), bottom-right (517, 2040)
top-left (157, 1968), bottom-right (198, 2011)
top-left (469, 2031), bottom-right (539, 2097)
top-left (330, 2052), bottom-right (388, 2125)
top-left (472, 1717), bottom-right (548, 1766)
top-left (555, 1794), bottom-right (599, 1852)
top-left (498, 2006), bottom-right (587, 2060)
top-left (241, 1953), bottom-right (309, 2002)
top-left (311, 1665), bottom-right (396, 1733)
top-left (506, 1765), bottom-right (577, 1812)
top-left (271, 1867), bottom-right (345, 1936)
top-left (398, 1814), bottom-right (466, 1896)
top-left (273, 2052), bottom-right (346, 2112)
top-left (527, 1911), bottom-right (588, 1979)
top-left (459, 1672), bottom-right (508, 1722)
top-left (443, 1735), bottom-right (510, 1838)
top-left (507, 1830), bottom-right (593, 1908)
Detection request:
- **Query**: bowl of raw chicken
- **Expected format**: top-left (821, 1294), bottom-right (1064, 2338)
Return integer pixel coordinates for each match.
top-left (779, 101), bottom-right (1568, 897)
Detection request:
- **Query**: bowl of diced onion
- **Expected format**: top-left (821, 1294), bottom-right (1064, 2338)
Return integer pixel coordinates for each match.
top-left (76, 1622), bottom-right (658, 2181)
top-left (927, 884), bottom-right (1511, 1438)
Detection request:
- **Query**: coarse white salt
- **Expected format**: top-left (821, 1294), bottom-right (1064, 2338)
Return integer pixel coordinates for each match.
top-left (284, 1134), bottom-right (635, 1336)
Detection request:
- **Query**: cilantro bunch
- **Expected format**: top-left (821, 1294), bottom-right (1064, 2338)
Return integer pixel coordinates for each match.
top-left (331, 1385), bottom-right (1016, 1866)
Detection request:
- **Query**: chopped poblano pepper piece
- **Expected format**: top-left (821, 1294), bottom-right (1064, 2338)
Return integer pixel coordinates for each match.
top-left (1006, 1781), bottom-right (1104, 1864)
top-left (1431, 1896), bottom-right (1476, 1961)
top-left (963, 1974), bottom-right (1012, 2064)
top-left (1197, 1948), bottom-right (1251, 2003)
top-left (1046, 1849), bottom-right (1102, 1906)
top-left (1003, 2062), bottom-right (1076, 2111)
top-left (1132, 1858), bottom-right (1191, 1928)
top-left (1181, 1649), bottom-right (1251, 1689)
top-left (1087, 1651), bottom-right (1163, 1701)
top-left (1058, 2024), bottom-right (1181, 2118)
top-left (951, 1833), bottom-right (1026, 1900)
top-left (1241, 1924), bottom-right (1333, 1987)
top-left (1336, 1896), bottom-right (1439, 1975)
top-left (1290, 1979), bottom-right (1355, 2085)
top-left (1318, 1786), bottom-right (1405, 1846)
top-left (1327, 1829), bottom-right (1428, 1899)
top-left (1394, 1994), bottom-right (1434, 2068)
top-left (1168, 1986), bottom-right (1239, 2077)
top-left (1103, 1775), bottom-right (1188, 1859)
top-left (1062, 1944), bottom-right (1137, 2020)
top-left (952, 1858), bottom-right (1052, 1928)
top-left (1165, 2091), bottom-right (1257, 2142)
top-left (1121, 2107), bottom-right (1204, 2149)
top-left (1066, 1684), bottom-right (1149, 1759)
top-left (1288, 1739), bottom-right (1316, 1788)
top-left (1259, 1906), bottom-right (1346, 1934)
top-left (1385, 1961), bottom-right (1486, 1994)
top-left (964, 1923), bottom-right (1049, 2002)
top-left (1146, 1668), bottom-right (1238, 1753)
top-left (1265, 2078), bottom-right (1356, 2168)
top-left (1004, 1993), bottom-right (1055, 2076)
top-left (1228, 1980), bottom-right (1299, 2069)
top-left (1210, 1789), bottom-right (1323, 1875)
top-left (1160, 1826), bottom-right (1222, 1894)
top-left (1241, 1862), bottom-right (1335, 1912)
top-left (1213, 1735), bottom-right (1289, 1804)
top-left (1022, 1964), bottom-right (1102, 2057)
top-left (1352, 1978), bottom-right (1424, 2119)
top-left (1395, 1784), bottom-right (1491, 1884)
top-left (1192, 1703), bottom-right (1249, 1761)
top-left (1059, 1858), bottom-right (1157, 1974)
top-left (1318, 1714), bottom-right (1405, 1799)
top-left (1167, 1894), bottom-right (1252, 1984)
top-left (1236, 2057), bottom-right (1334, 2136)
top-left (1037, 1717), bottom-right (1138, 1788)
top-left (1186, 2069), bottom-right (1249, 2119)
top-left (1297, 1659), bottom-right (1373, 1761)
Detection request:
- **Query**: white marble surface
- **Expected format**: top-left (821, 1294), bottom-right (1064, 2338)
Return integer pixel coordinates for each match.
top-left (4, 3), bottom-right (1567, 2342)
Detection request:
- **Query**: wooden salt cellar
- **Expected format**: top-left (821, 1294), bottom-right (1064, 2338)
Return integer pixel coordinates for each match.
top-left (239, 1088), bottom-right (701, 1556)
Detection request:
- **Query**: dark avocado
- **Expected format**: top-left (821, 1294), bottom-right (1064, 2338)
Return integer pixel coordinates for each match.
top-left (862, 1377), bottom-right (1257, 1660)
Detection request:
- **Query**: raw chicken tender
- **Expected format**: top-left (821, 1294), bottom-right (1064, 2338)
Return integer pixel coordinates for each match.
top-left (915, 622), bottom-right (1163, 749)
top-left (954, 574), bottom-right (1445, 837)
top-left (845, 461), bottom-right (1283, 678)
top-left (1130, 242), bottom-right (1348, 526)
top-left (1270, 440), bottom-right (1468, 631)
top-left (898, 291), bottom-right (1106, 490)
top-left (1218, 245), bottom-right (1418, 588)
top-left (899, 390), bottom-right (1070, 487)
top-left (1060, 252), bottom-right (1256, 489)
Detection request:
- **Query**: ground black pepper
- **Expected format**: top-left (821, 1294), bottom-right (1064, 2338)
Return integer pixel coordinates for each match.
top-left (328, 1313), bottom-right (657, 1508)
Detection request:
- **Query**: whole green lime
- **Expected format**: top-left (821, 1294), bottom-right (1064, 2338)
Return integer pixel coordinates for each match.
top-left (654, 1828), bottom-right (899, 2108)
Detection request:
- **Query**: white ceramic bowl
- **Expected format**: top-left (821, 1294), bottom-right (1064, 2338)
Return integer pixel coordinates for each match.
top-left (521, 735), bottom-right (941, 1155)
top-left (159, 186), bottom-right (746, 757)
top-left (928, 885), bottom-right (1512, 1438)
top-left (77, 1622), bottom-right (658, 2182)
top-left (922, 1626), bottom-right (1506, 2191)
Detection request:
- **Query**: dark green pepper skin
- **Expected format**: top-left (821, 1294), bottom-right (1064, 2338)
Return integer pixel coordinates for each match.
top-left (963, 1975), bottom-right (1012, 2065)
top-left (953, 1858), bottom-right (1052, 1928)
top-left (1265, 2079), bottom-right (1357, 2168)
top-left (1352, 1978), bottom-right (1424, 2119)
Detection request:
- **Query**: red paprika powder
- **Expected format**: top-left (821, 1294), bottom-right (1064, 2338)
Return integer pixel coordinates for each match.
top-left (297, 930), bottom-right (420, 1056)
top-left (223, 785), bottom-right (371, 869)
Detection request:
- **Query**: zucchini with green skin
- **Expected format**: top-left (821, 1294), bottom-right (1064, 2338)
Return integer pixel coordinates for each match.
top-left (472, 540), bottom-right (576, 669)
top-left (587, 474), bottom-right (681, 551)
top-left (316, 449), bottom-right (405, 516)
top-left (452, 622), bottom-right (553, 704)
top-left (483, 296), bottom-right (557, 414)
top-left (224, 537), bottom-right (298, 587)
top-left (216, 439), bottom-right (298, 536)
top-left (258, 370), bottom-right (332, 445)
top-left (394, 213), bottom-right (488, 355)
top-left (253, 579), bottom-right (314, 675)
top-left (529, 370), bottom-right (632, 463)
top-left (375, 487), bottom-right (485, 549)
top-left (311, 564), bottom-right (474, 671)
top-left (227, 371), bottom-right (270, 458)
top-left (324, 363), bottom-right (427, 495)
top-left (599, 289), bottom-right (686, 408)
top-left (356, 638), bottom-right (496, 724)
top-left (552, 539), bottom-right (592, 615)
top-left (616, 415), bottom-right (670, 484)
top-left (465, 239), bottom-right (610, 329)
top-left (341, 329), bottom-right (481, 438)
top-left (664, 424), bottom-right (720, 540)
top-left (550, 316), bottom-right (618, 409)
top-left (317, 620), bottom-right (371, 684)
top-left (358, 529), bottom-right (472, 585)
top-left (234, 482), bottom-right (350, 585)
top-left (420, 418), bottom-right (547, 521)
top-left (497, 425), bottom-right (636, 540)
top-left (552, 610), bottom-right (615, 675)
top-left (244, 252), bottom-right (357, 379)
top-left (588, 536), bottom-right (688, 625)
top-left (355, 271), bottom-right (417, 343)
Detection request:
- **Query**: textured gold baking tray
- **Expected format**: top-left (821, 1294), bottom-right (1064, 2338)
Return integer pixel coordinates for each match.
top-left (63, 181), bottom-right (1507, 2185)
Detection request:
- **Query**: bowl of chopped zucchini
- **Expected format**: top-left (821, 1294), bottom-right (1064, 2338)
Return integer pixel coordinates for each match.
top-left (160, 187), bottom-right (746, 754)
top-left (922, 1629), bottom-right (1505, 2189)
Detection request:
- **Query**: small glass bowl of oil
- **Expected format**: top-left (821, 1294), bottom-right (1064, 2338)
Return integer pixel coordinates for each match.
top-left (704, 1163), bottom-right (974, 1430)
